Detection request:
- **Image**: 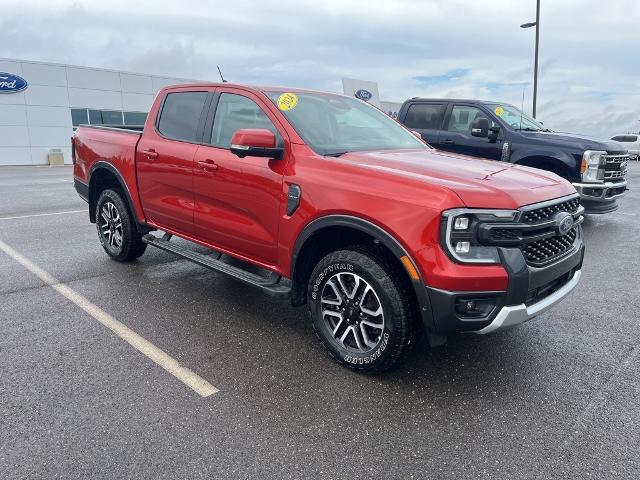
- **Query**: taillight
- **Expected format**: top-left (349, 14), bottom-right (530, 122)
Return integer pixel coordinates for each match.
top-left (71, 136), bottom-right (76, 165)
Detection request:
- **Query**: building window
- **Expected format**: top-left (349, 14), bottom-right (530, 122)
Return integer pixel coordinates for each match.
top-left (71, 108), bottom-right (149, 128)
top-left (88, 109), bottom-right (124, 125)
top-left (123, 111), bottom-right (148, 126)
top-left (71, 108), bottom-right (89, 127)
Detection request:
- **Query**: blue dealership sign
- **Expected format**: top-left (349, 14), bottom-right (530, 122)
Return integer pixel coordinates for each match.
top-left (354, 89), bottom-right (373, 102)
top-left (0, 72), bottom-right (28, 93)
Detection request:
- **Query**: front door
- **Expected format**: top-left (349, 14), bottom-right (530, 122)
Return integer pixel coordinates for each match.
top-left (437, 104), bottom-right (502, 160)
top-left (136, 90), bottom-right (209, 235)
top-left (193, 90), bottom-right (286, 266)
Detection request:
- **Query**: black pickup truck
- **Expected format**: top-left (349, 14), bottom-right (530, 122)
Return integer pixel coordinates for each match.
top-left (397, 99), bottom-right (629, 213)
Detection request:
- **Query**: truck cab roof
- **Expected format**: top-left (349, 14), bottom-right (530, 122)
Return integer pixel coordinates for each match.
top-left (408, 98), bottom-right (502, 105)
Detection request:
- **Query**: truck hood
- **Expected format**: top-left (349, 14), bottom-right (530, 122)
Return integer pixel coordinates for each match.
top-left (343, 148), bottom-right (576, 209)
top-left (519, 130), bottom-right (626, 153)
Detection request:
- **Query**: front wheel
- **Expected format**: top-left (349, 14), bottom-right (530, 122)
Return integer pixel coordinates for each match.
top-left (95, 189), bottom-right (147, 262)
top-left (307, 246), bottom-right (419, 374)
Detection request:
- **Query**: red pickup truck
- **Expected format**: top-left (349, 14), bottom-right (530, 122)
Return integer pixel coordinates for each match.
top-left (72, 83), bottom-right (585, 373)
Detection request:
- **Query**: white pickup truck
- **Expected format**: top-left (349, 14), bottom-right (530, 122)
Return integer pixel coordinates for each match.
top-left (611, 134), bottom-right (640, 160)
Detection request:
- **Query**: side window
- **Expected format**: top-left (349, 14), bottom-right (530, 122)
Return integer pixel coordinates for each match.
top-left (403, 103), bottom-right (445, 130)
top-left (157, 91), bottom-right (208, 142)
top-left (447, 105), bottom-right (492, 134)
top-left (210, 93), bottom-right (278, 148)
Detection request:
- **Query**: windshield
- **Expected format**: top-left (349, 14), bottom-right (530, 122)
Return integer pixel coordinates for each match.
top-left (485, 103), bottom-right (548, 132)
top-left (266, 91), bottom-right (427, 156)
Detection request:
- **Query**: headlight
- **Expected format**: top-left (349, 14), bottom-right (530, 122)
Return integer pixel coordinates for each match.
top-left (441, 209), bottom-right (519, 264)
top-left (581, 150), bottom-right (606, 182)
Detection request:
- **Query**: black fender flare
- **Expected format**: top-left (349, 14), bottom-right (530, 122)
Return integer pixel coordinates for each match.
top-left (291, 215), bottom-right (435, 330)
top-left (87, 161), bottom-right (140, 224)
top-left (510, 149), bottom-right (578, 180)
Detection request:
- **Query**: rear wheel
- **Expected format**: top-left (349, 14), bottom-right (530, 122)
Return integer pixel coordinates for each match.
top-left (308, 246), bottom-right (419, 373)
top-left (95, 189), bottom-right (146, 261)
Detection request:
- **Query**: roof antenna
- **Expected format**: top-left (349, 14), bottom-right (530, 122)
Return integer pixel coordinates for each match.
top-left (217, 65), bottom-right (227, 83)
top-left (520, 87), bottom-right (525, 130)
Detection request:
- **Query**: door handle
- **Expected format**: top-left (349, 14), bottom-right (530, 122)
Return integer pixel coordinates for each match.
top-left (142, 149), bottom-right (158, 160)
top-left (442, 139), bottom-right (454, 144)
top-left (197, 159), bottom-right (218, 170)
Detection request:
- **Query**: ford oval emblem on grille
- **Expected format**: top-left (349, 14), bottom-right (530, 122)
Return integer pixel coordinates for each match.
top-left (0, 72), bottom-right (28, 94)
top-left (555, 212), bottom-right (573, 235)
top-left (354, 89), bottom-right (373, 101)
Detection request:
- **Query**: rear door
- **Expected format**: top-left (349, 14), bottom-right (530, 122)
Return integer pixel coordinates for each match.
top-left (136, 90), bottom-right (210, 235)
top-left (400, 102), bottom-right (446, 146)
top-left (192, 89), bottom-right (286, 266)
top-left (438, 103), bottom-right (502, 160)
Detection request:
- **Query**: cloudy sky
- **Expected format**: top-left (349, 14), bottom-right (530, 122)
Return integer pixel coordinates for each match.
top-left (1, 0), bottom-right (639, 137)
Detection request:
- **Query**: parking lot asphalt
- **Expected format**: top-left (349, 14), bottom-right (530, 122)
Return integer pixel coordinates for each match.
top-left (1, 164), bottom-right (639, 480)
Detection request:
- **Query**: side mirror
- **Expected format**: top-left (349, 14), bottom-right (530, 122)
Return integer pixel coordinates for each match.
top-left (230, 129), bottom-right (284, 159)
top-left (470, 117), bottom-right (489, 137)
top-left (488, 125), bottom-right (500, 142)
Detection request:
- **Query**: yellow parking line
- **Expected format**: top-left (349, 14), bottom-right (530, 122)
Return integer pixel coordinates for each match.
top-left (0, 239), bottom-right (218, 398)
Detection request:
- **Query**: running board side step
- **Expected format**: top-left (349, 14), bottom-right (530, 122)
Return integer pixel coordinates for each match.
top-left (142, 233), bottom-right (291, 297)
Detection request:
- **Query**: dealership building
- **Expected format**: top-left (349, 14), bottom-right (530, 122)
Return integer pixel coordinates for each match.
top-left (0, 57), bottom-right (402, 166)
top-left (0, 58), bottom-right (196, 166)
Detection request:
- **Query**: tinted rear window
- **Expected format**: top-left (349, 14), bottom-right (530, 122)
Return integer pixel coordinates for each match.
top-left (611, 135), bottom-right (638, 142)
top-left (157, 92), bottom-right (208, 142)
top-left (403, 103), bottom-right (445, 130)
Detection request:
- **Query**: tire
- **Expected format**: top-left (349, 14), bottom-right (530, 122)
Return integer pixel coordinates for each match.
top-left (95, 188), bottom-right (147, 262)
top-left (307, 246), bottom-right (419, 374)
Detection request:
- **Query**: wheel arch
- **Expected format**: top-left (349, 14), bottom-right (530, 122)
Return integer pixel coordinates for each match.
top-left (512, 152), bottom-right (577, 181)
top-left (290, 215), bottom-right (434, 329)
top-left (88, 161), bottom-right (138, 224)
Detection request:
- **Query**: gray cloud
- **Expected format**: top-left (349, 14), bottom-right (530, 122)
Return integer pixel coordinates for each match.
top-left (1, 0), bottom-right (639, 137)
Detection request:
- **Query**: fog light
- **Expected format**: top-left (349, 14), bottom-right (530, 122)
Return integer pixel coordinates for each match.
top-left (454, 217), bottom-right (469, 230)
top-left (455, 241), bottom-right (470, 253)
top-left (455, 297), bottom-right (497, 318)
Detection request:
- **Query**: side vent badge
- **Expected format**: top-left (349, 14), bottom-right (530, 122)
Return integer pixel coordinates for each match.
top-left (287, 184), bottom-right (302, 216)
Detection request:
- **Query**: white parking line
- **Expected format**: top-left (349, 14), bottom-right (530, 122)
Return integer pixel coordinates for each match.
top-left (0, 210), bottom-right (86, 221)
top-left (0, 239), bottom-right (218, 398)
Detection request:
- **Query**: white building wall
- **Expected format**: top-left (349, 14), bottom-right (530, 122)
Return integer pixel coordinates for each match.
top-left (0, 58), bottom-right (198, 166)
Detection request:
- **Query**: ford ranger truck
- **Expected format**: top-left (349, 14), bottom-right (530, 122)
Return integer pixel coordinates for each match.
top-left (72, 84), bottom-right (585, 373)
top-left (397, 99), bottom-right (628, 214)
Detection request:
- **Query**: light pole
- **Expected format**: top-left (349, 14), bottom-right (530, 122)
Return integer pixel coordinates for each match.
top-left (521, 0), bottom-right (540, 118)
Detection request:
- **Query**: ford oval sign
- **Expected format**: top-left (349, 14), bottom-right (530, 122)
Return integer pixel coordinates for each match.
top-left (354, 89), bottom-right (373, 102)
top-left (0, 72), bottom-right (28, 94)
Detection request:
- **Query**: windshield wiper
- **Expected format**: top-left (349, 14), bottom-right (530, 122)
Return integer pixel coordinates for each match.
top-left (515, 127), bottom-right (543, 132)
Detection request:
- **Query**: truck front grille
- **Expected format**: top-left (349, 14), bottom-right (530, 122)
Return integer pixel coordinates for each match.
top-left (603, 154), bottom-right (629, 180)
top-left (520, 197), bottom-right (580, 224)
top-left (521, 228), bottom-right (577, 267)
top-left (478, 195), bottom-right (583, 267)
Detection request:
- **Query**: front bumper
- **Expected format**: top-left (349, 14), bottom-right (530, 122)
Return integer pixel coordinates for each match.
top-left (475, 269), bottom-right (581, 334)
top-left (572, 180), bottom-right (627, 213)
top-left (425, 234), bottom-right (584, 335)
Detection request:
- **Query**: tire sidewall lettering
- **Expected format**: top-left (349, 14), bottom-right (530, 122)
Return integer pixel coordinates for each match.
top-left (343, 332), bottom-right (389, 365)
top-left (310, 263), bottom-right (354, 302)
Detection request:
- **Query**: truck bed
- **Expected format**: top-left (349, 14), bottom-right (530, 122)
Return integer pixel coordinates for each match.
top-left (72, 124), bottom-right (145, 221)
